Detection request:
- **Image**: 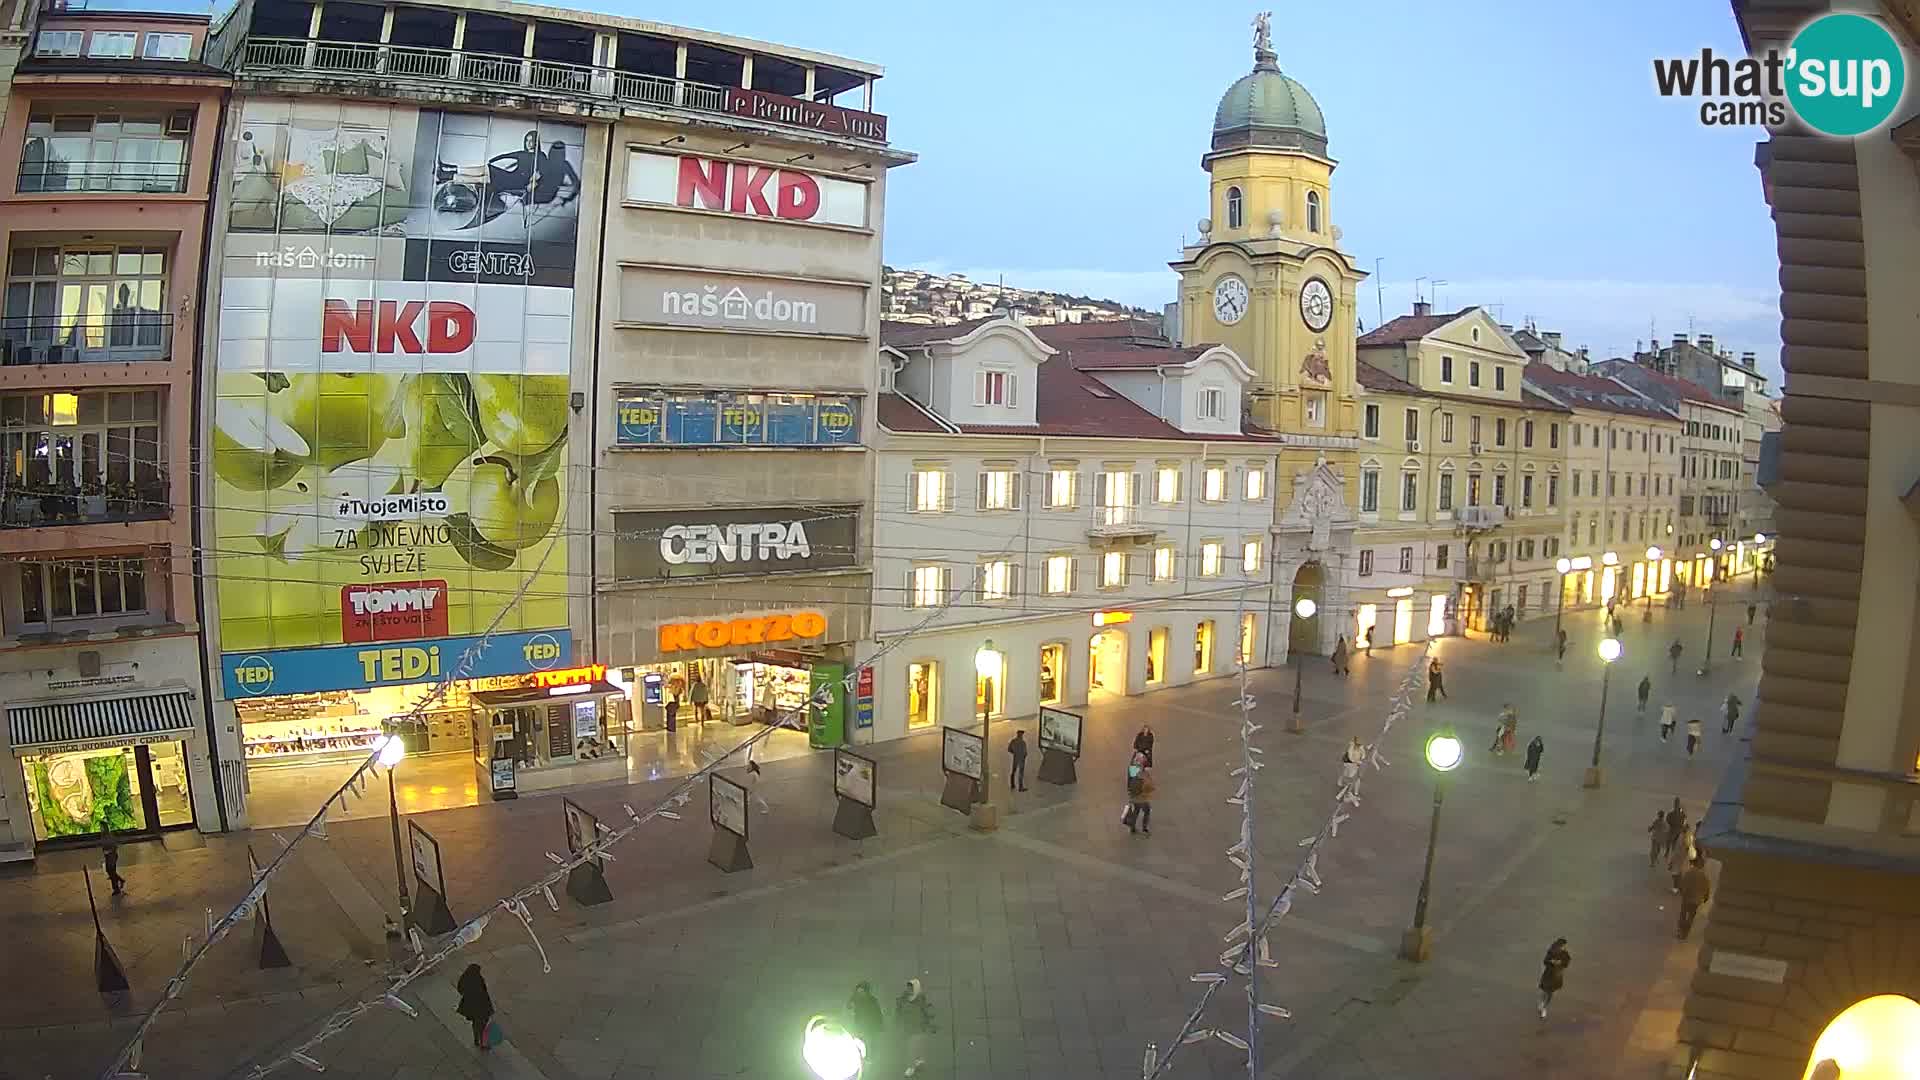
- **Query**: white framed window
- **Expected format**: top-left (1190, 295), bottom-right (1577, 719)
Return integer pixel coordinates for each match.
top-left (908, 564), bottom-right (948, 608)
top-left (34, 30), bottom-right (82, 57)
top-left (1242, 539), bottom-right (1263, 575)
top-left (978, 558), bottom-right (1014, 602)
top-left (1199, 540), bottom-right (1223, 577)
top-left (1045, 466), bottom-right (1077, 509)
top-left (1441, 411), bottom-right (1455, 443)
top-left (1363, 404), bottom-right (1380, 439)
top-left (1494, 473), bottom-right (1508, 506)
top-left (1043, 554), bottom-right (1074, 595)
top-left (1199, 385), bottom-right (1223, 420)
top-left (1304, 391), bottom-right (1326, 427)
top-left (1401, 470), bottom-right (1418, 512)
top-left (908, 466), bottom-right (950, 513)
top-left (1201, 464), bottom-right (1227, 502)
top-left (1398, 546), bottom-right (1413, 573)
top-left (1522, 474), bottom-right (1535, 508)
top-left (1097, 468), bottom-right (1139, 526)
top-left (977, 466), bottom-right (1020, 510)
top-left (1358, 549), bottom-right (1374, 576)
top-left (1152, 545), bottom-right (1175, 582)
top-left (1437, 472), bottom-right (1455, 511)
top-left (1243, 464), bottom-right (1266, 501)
top-left (1548, 474), bottom-right (1559, 506)
top-left (141, 32), bottom-right (193, 60)
top-left (975, 367), bottom-right (1016, 407)
top-left (1359, 468), bottom-right (1380, 513)
top-left (1101, 550), bottom-right (1128, 589)
top-left (87, 31), bottom-right (137, 58)
top-left (1435, 544), bottom-right (1450, 570)
top-left (1305, 190), bottom-right (1322, 233)
top-left (1226, 186), bottom-right (1244, 230)
top-left (1440, 356), bottom-right (1454, 384)
top-left (1153, 464), bottom-right (1180, 504)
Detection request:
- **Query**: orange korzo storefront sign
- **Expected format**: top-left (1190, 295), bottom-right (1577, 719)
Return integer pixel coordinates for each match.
top-left (658, 612), bottom-right (828, 653)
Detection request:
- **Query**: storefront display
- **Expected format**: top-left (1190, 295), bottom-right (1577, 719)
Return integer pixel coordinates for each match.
top-left (469, 681), bottom-right (626, 799)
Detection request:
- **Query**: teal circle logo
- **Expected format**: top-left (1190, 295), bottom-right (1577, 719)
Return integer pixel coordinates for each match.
top-left (1786, 13), bottom-right (1906, 137)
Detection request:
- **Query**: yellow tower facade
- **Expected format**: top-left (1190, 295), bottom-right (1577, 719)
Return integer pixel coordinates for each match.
top-left (1169, 19), bottom-right (1367, 657)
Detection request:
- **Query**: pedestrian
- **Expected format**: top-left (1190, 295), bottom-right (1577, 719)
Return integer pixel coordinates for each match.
top-left (1659, 703), bottom-right (1677, 743)
top-left (1646, 811), bottom-right (1667, 868)
top-left (1669, 639), bottom-right (1684, 675)
top-left (1524, 735), bottom-right (1544, 781)
top-left (1663, 799), bottom-right (1689, 861)
top-left (1537, 938), bottom-right (1571, 1019)
top-left (1555, 628), bottom-right (1568, 665)
top-left (1731, 626), bottom-right (1745, 658)
top-left (1723, 693), bottom-right (1743, 735)
top-left (455, 964), bottom-right (494, 1050)
top-left (1331, 635), bottom-right (1350, 676)
top-left (1686, 715), bottom-right (1703, 758)
top-left (894, 978), bottom-right (937, 1078)
top-left (1123, 751), bottom-right (1154, 835)
top-left (1132, 724), bottom-right (1155, 767)
top-left (1637, 675), bottom-right (1652, 714)
top-left (1747, 602), bottom-right (1757, 626)
top-left (689, 672), bottom-right (711, 724)
top-left (1677, 856), bottom-right (1713, 940)
top-left (1499, 703), bottom-right (1518, 754)
top-left (1668, 824), bottom-right (1696, 893)
top-left (847, 980), bottom-right (885, 1060)
top-left (1006, 729), bottom-right (1029, 792)
top-left (664, 684), bottom-right (680, 733)
top-left (1341, 736), bottom-right (1367, 783)
top-left (102, 836), bottom-right (125, 895)
top-left (1426, 657), bottom-right (1447, 701)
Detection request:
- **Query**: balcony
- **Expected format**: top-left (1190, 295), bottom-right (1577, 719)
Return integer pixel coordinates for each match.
top-left (1, 479), bottom-right (169, 530)
top-left (234, 38), bottom-right (886, 144)
top-left (0, 314), bottom-right (172, 365)
top-left (16, 164), bottom-right (188, 196)
top-left (1087, 504), bottom-right (1159, 542)
top-left (1456, 506), bottom-right (1505, 530)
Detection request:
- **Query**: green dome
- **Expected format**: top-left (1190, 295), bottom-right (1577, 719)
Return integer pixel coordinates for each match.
top-left (1211, 50), bottom-right (1327, 156)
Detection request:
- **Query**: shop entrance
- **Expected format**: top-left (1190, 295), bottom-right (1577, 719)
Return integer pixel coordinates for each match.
top-left (21, 740), bottom-right (192, 843)
top-left (1088, 629), bottom-right (1127, 698)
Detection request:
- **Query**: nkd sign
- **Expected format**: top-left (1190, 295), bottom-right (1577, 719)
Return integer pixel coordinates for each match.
top-left (625, 151), bottom-right (869, 229)
top-left (613, 505), bottom-right (859, 581)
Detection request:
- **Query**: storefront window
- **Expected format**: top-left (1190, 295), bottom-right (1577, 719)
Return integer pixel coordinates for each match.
top-left (974, 653), bottom-right (1006, 718)
top-left (1147, 628), bottom-right (1166, 684)
top-left (23, 745), bottom-right (144, 840)
top-left (907, 661), bottom-right (937, 729)
top-left (1238, 613), bottom-right (1257, 665)
top-left (1356, 603), bottom-right (1378, 649)
top-left (1038, 645), bottom-right (1063, 705)
top-left (1195, 620), bottom-right (1214, 675)
top-left (147, 739), bottom-right (192, 827)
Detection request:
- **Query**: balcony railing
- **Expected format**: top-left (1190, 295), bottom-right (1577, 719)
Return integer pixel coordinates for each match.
top-left (0, 314), bottom-right (172, 365)
top-left (17, 164), bottom-right (189, 195)
top-left (237, 37), bottom-right (883, 143)
top-left (0, 480), bottom-right (170, 529)
top-left (1087, 503), bottom-right (1158, 539)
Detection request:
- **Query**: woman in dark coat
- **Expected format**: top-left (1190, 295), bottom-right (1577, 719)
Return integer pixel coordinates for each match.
top-left (1523, 735), bottom-right (1545, 782)
top-left (1132, 724), bottom-right (1155, 767)
top-left (1537, 938), bottom-right (1571, 1018)
top-left (456, 964), bottom-right (494, 1049)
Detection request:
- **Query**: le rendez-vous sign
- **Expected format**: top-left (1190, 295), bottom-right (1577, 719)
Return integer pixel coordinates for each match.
top-left (722, 88), bottom-right (888, 143)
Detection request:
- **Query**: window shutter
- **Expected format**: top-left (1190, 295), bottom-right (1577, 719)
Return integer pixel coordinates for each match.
top-left (906, 568), bottom-right (919, 607)
top-left (1130, 472), bottom-right (1142, 508)
top-left (1009, 562), bottom-right (1020, 599)
top-left (941, 471), bottom-right (953, 511)
top-left (1006, 374), bottom-right (1018, 409)
top-left (1009, 471), bottom-right (1022, 510)
top-left (1070, 557), bottom-right (1079, 593)
top-left (1094, 476), bottom-right (1107, 508)
top-left (973, 370), bottom-right (987, 406)
top-left (977, 471), bottom-right (989, 510)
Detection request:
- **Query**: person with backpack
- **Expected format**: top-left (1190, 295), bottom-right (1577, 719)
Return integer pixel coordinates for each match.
top-left (1123, 751), bottom-right (1154, 835)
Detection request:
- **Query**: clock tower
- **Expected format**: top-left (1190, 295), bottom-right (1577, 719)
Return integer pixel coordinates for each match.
top-left (1170, 14), bottom-right (1366, 658)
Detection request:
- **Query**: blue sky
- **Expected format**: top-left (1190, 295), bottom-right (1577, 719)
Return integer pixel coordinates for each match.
top-left (608, 1), bottom-right (1782, 381)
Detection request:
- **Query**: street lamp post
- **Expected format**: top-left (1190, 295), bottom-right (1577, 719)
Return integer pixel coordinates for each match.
top-left (377, 734), bottom-right (410, 929)
top-left (1643, 547), bottom-right (1662, 623)
top-left (802, 1016), bottom-right (866, 1080)
top-left (1553, 557), bottom-right (1571, 644)
top-left (1585, 637), bottom-right (1621, 788)
top-left (1290, 597), bottom-right (1317, 734)
top-left (1400, 729), bottom-right (1463, 963)
top-left (971, 641), bottom-right (1000, 831)
top-left (1700, 539), bottom-right (1723, 675)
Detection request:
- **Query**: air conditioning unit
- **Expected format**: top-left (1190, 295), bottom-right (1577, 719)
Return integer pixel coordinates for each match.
top-left (1406, 439), bottom-right (1421, 452)
top-left (1469, 442), bottom-right (1483, 456)
top-left (167, 110), bottom-right (194, 135)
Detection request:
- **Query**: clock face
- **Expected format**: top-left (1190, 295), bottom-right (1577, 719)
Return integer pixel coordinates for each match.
top-left (1213, 275), bottom-right (1249, 326)
top-left (1300, 278), bottom-right (1334, 332)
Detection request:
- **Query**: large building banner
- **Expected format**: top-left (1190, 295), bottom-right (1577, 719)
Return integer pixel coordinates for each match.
top-left (213, 100), bottom-right (581, 697)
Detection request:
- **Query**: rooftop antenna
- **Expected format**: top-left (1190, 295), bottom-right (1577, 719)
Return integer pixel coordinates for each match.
top-left (1373, 257), bottom-right (1384, 327)
top-left (1431, 279), bottom-right (1450, 311)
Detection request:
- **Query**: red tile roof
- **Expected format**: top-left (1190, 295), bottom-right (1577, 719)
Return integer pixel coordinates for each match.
top-left (1355, 362), bottom-right (1418, 394)
top-left (1355, 362), bottom-right (1571, 413)
top-left (880, 317), bottom-right (1003, 348)
top-left (877, 366), bottom-right (1279, 443)
top-left (1592, 360), bottom-right (1743, 413)
top-left (1521, 363), bottom-right (1673, 420)
top-left (875, 392), bottom-right (953, 433)
top-left (1029, 318), bottom-right (1167, 344)
top-left (1356, 309), bottom-right (1471, 347)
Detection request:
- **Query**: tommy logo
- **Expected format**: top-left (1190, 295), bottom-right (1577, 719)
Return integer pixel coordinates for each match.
top-left (341, 580), bottom-right (449, 643)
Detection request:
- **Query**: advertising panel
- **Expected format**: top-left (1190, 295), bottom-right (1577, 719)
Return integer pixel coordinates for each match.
top-left (613, 506), bottom-right (858, 582)
top-left (624, 151), bottom-right (869, 228)
top-left (722, 88), bottom-right (888, 143)
top-left (833, 748), bottom-right (876, 807)
top-left (941, 727), bottom-right (983, 781)
top-left (616, 266), bottom-right (867, 337)
top-left (212, 101), bottom-right (582, 693)
top-left (1038, 707), bottom-right (1083, 758)
top-left (407, 819), bottom-right (446, 895)
top-left (614, 389), bottom-right (858, 448)
top-left (221, 629), bottom-right (571, 698)
top-left (710, 773), bottom-right (749, 838)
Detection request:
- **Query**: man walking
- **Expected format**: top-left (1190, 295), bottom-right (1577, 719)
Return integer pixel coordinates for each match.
top-left (1685, 714), bottom-right (1703, 758)
top-left (1663, 799), bottom-right (1689, 861)
top-left (102, 837), bottom-right (125, 895)
top-left (1006, 729), bottom-right (1029, 792)
top-left (1659, 703), bottom-right (1678, 743)
top-left (1723, 693), bottom-right (1743, 735)
top-left (1747, 601), bottom-right (1757, 626)
top-left (1426, 658), bottom-right (1447, 702)
top-left (1646, 810), bottom-right (1668, 868)
top-left (1331, 635), bottom-right (1350, 676)
top-left (1677, 856), bottom-right (1713, 941)
top-left (1636, 674), bottom-right (1652, 714)
top-left (1731, 626), bottom-right (1745, 658)
top-left (1524, 735), bottom-right (1545, 782)
top-left (1668, 639), bottom-right (1684, 675)
top-left (1555, 628), bottom-right (1568, 666)
top-left (1123, 752), bottom-right (1153, 835)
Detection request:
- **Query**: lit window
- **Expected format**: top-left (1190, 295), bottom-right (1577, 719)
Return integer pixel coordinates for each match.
top-left (1200, 541), bottom-right (1223, 577)
top-left (1154, 465), bottom-right (1180, 504)
top-left (978, 467), bottom-right (1019, 510)
top-left (909, 564), bottom-right (947, 608)
top-left (142, 32), bottom-right (192, 60)
top-left (1046, 466), bottom-right (1077, 508)
top-left (1098, 469), bottom-right (1136, 526)
top-left (1226, 186), bottom-right (1244, 230)
top-left (1195, 621), bottom-right (1215, 675)
top-left (1044, 554), bottom-right (1073, 595)
top-left (1199, 386), bottom-right (1223, 419)
top-left (907, 661), bottom-right (938, 729)
top-left (1202, 465), bottom-right (1227, 502)
top-left (1242, 539), bottom-right (1263, 574)
top-left (978, 559), bottom-right (1014, 602)
top-left (1101, 551), bottom-right (1127, 589)
top-left (909, 467), bottom-right (949, 512)
top-left (1238, 612), bottom-right (1258, 664)
top-left (1244, 465), bottom-right (1266, 501)
top-left (1468, 473), bottom-right (1482, 506)
top-left (87, 31), bottom-right (136, 58)
top-left (1360, 468), bottom-right (1379, 513)
top-left (1152, 545), bottom-right (1175, 582)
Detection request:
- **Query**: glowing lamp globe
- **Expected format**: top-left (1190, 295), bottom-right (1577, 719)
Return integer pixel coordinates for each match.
top-left (1710, 538), bottom-right (1723, 551)
top-left (802, 1017), bottom-right (865, 1080)
top-left (1598, 638), bottom-right (1622, 664)
top-left (974, 640), bottom-right (1001, 678)
top-left (1754, 533), bottom-right (1766, 545)
top-left (1555, 557), bottom-right (1572, 574)
top-left (375, 734), bottom-right (406, 768)
top-left (1646, 546), bottom-right (1663, 562)
top-left (1424, 732), bottom-right (1463, 772)
top-left (1294, 598), bottom-right (1317, 619)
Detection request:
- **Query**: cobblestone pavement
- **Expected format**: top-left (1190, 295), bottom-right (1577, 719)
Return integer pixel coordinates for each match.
top-left (0, 586), bottom-right (1771, 1080)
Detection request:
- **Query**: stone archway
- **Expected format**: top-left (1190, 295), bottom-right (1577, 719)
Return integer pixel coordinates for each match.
top-left (1288, 561), bottom-right (1326, 658)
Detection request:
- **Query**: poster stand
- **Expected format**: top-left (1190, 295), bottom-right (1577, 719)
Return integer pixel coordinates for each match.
top-left (247, 844), bottom-right (292, 969)
top-left (561, 799), bottom-right (614, 906)
top-left (1037, 748), bottom-right (1078, 786)
top-left (707, 828), bottom-right (754, 873)
top-left (940, 772), bottom-right (981, 814)
top-left (86, 870), bottom-right (130, 996)
top-left (411, 882), bottom-right (458, 935)
top-left (1037, 707), bottom-right (1084, 786)
top-left (939, 727), bottom-right (985, 814)
top-left (831, 748), bottom-right (878, 840)
top-left (708, 774), bottom-right (753, 873)
top-left (405, 821), bottom-right (457, 935)
top-left (833, 797), bottom-right (877, 840)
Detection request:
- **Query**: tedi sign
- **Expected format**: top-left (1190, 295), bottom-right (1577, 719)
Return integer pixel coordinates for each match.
top-left (625, 151), bottom-right (870, 229)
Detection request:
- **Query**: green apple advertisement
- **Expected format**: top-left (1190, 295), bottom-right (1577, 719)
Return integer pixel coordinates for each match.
top-left (213, 100), bottom-right (583, 694)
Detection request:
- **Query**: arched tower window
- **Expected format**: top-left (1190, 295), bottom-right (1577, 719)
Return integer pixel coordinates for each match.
top-left (1306, 191), bottom-right (1322, 234)
top-left (1226, 186), bottom-right (1244, 230)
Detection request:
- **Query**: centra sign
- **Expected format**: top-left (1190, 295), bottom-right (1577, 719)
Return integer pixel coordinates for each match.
top-left (661, 521), bottom-right (811, 565)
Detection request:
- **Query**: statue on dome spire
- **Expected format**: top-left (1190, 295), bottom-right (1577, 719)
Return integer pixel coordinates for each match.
top-left (1252, 11), bottom-right (1274, 54)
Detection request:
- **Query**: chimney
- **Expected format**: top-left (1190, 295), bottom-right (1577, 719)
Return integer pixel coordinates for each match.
top-left (1740, 350), bottom-right (1755, 366)
top-left (1412, 300), bottom-right (1432, 317)
top-left (1673, 333), bottom-right (1688, 347)
top-left (1499, 323), bottom-right (1514, 333)
top-left (1698, 333), bottom-right (1714, 352)
top-left (1543, 331), bottom-right (1562, 349)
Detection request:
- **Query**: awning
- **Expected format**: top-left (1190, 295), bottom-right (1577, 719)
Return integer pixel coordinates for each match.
top-left (8, 691), bottom-right (198, 753)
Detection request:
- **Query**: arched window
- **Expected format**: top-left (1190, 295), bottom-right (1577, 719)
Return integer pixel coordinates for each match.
top-left (1226, 187), bottom-right (1244, 230)
top-left (1306, 191), bottom-right (1322, 233)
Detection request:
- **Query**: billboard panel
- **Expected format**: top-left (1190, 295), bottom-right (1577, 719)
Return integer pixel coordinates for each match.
top-left (212, 101), bottom-right (582, 690)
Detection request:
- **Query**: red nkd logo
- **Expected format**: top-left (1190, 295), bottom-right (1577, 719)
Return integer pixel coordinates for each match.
top-left (675, 156), bottom-right (822, 220)
top-left (341, 580), bottom-right (450, 643)
top-left (322, 300), bottom-right (476, 354)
